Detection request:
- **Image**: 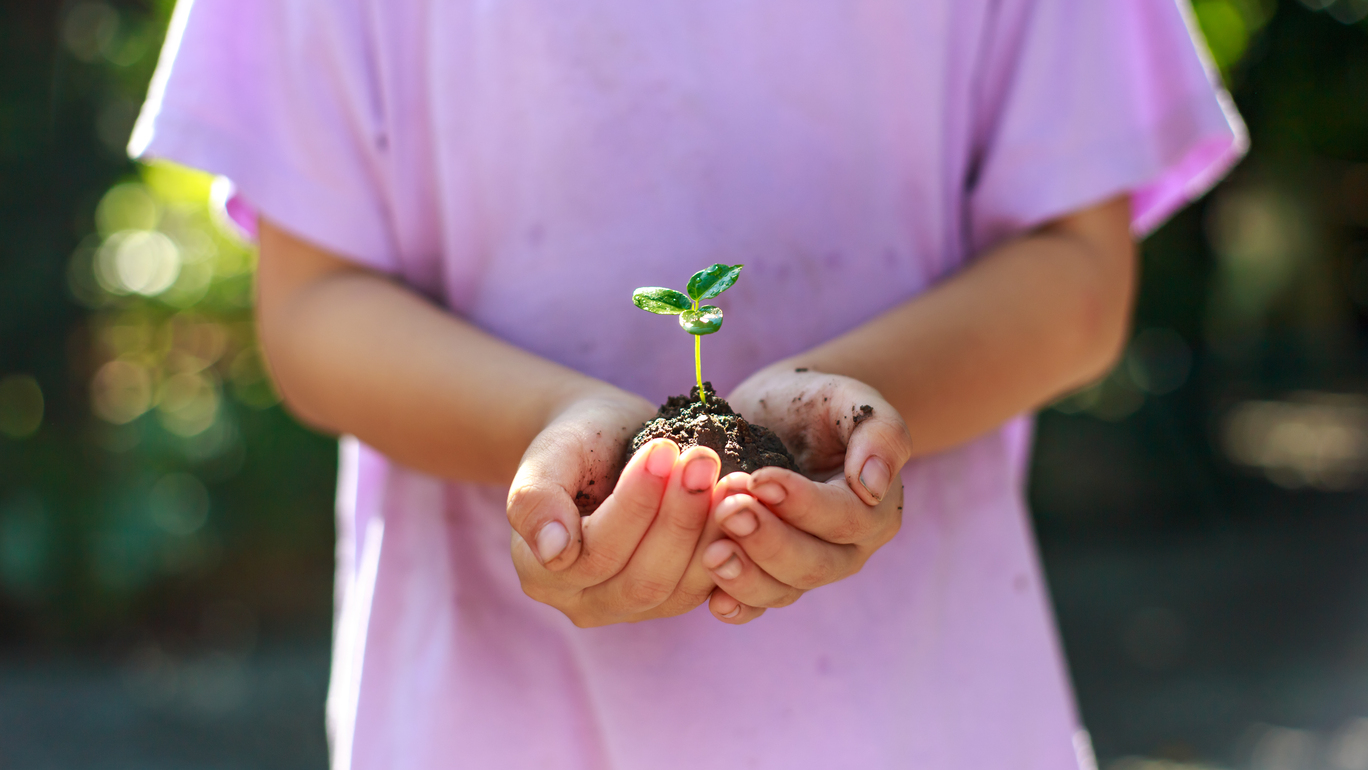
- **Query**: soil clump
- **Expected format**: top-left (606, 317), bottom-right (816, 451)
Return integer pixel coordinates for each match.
top-left (628, 382), bottom-right (799, 479)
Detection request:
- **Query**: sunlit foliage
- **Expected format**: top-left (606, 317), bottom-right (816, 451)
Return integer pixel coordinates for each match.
top-left (0, 0), bottom-right (335, 645)
top-left (73, 161), bottom-right (279, 434)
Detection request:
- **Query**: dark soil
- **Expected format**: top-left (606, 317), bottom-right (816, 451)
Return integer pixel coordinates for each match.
top-left (628, 382), bottom-right (800, 479)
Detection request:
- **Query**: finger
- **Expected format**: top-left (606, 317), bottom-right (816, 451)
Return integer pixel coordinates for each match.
top-left (510, 530), bottom-right (568, 607)
top-left (839, 399), bottom-right (913, 506)
top-left (507, 442), bottom-right (587, 572)
top-left (629, 471), bottom-right (752, 619)
top-left (744, 465), bottom-right (894, 548)
top-left (701, 537), bottom-right (804, 607)
top-left (569, 438), bottom-right (679, 587)
top-left (708, 588), bottom-right (767, 624)
top-left (591, 446), bottom-right (719, 614)
top-left (714, 472), bottom-right (753, 505)
top-left (712, 493), bottom-right (861, 589)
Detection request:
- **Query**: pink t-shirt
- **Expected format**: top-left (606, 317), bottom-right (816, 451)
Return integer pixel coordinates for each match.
top-left (134, 1), bottom-right (1244, 767)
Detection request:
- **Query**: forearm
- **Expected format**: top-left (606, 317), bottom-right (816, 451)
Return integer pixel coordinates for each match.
top-left (784, 196), bottom-right (1136, 457)
top-left (256, 220), bottom-right (642, 486)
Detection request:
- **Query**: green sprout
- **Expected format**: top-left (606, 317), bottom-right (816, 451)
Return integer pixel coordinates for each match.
top-left (632, 264), bottom-right (743, 405)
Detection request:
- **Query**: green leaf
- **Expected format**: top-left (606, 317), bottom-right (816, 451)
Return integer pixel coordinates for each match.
top-left (686, 264), bottom-right (743, 301)
top-left (632, 287), bottom-right (692, 315)
top-left (679, 305), bottom-right (723, 335)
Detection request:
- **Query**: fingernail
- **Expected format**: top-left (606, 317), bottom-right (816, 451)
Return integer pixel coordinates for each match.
top-left (720, 604), bottom-right (741, 619)
top-left (722, 510), bottom-right (758, 537)
top-left (683, 456), bottom-right (718, 492)
top-left (859, 457), bottom-right (891, 502)
top-left (703, 540), bottom-right (734, 569)
top-left (713, 555), bottom-right (742, 580)
top-left (536, 521), bottom-right (569, 564)
top-left (645, 442), bottom-right (675, 478)
top-left (751, 482), bottom-right (786, 506)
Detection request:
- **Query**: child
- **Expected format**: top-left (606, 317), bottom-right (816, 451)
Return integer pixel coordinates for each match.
top-left (132, 0), bottom-right (1244, 767)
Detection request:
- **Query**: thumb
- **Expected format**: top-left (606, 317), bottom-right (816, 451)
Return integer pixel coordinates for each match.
top-left (842, 399), bottom-right (913, 506)
top-left (507, 438), bottom-right (585, 572)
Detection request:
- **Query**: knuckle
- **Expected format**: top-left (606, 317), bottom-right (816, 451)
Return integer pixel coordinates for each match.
top-left (794, 563), bottom-right (835, 590)
top-left (506, 482), bottom-right (537, 512)
top-left (661, 580), bottom-right (714, 615)
top-left (655, 506), bottom-right (706, 544)
top-left (882, 417), bottom-right (914, 450)
top-left (575, 547), bottom-right (622, 584)
top-left (747, 534), bottom-right (786, 565)
top-left (641, 594), bottom-right (694, 620)
top-left (853, 413), bottom-right (913, 462)
top-left (506, 482), bottom-right (553, 532)
top-left (823, 514), bottom-right (870, 544)
top-left (616, 489), bottom-right (662, 526)
top-left (507, 479), bottom-right (548, 510)
top-left (734, 581), bottom-right (801, 609)
top-left (561, 598), bottom-right (611, 628)
top-left (620, 577), bottom-right (674, 612)
top-left (885, 428), bottom-right (915, 467)
top-left (853, 515), bottom-right (880, 542)
top-left (677, 586), bottom-right (714, 611)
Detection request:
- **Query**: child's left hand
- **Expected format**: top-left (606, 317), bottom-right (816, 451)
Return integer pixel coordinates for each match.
top-left (698, 367), bottom-right (913, 623)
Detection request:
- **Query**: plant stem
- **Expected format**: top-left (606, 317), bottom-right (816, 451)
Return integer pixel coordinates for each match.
top-left (695, 334), bottom-right (705, 405)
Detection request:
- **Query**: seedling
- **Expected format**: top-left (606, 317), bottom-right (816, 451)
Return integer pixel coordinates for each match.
top-left (632, 264), bottom-right (743, 405)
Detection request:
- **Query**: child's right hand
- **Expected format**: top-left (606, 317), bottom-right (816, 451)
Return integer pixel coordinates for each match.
top-left (506, 395), bottom-right (724, 627)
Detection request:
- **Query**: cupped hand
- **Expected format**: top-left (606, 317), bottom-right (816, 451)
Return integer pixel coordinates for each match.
top-left (506, 393), bottom-right (725, 627)
top-left (699, 367), bottom-right (914, 623)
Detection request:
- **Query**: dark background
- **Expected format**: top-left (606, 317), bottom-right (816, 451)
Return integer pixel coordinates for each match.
top-left (1, 1), bottom-right (1366, 768)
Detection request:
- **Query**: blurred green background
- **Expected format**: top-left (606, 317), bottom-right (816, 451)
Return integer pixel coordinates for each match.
top-left (1, 1), bottom-right (1367, 768)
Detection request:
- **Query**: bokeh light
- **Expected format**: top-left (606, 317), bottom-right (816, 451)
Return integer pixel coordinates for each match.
top-left (156, 370), bottom-right (220, 437)
top-left (95, 182), bottom-right (160, 235)
top-left (61, 2), bottom-right (120, 64)
top-left (96, 229), bottom-right (182, 296)
top-left (75, 159), bottom-right (274, 451)
top-left (1221, 393), bottom-right (1368, 489)
top-left (1204, 182), bottom-right (1318, 355)
top-left (91, 359), bottom-right (153, 424)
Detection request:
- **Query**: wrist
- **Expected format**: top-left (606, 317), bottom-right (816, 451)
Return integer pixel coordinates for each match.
top-left (540, 375), bottom-right (653, 429)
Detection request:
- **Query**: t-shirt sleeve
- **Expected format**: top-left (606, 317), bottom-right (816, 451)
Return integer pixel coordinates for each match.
top-left (966, 0), bottom-right (1247, 251)
top-left (129, 0), bottom-right (397, 272)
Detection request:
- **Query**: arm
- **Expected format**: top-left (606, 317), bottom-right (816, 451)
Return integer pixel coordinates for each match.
top-left (773, 194), bottom-right (1136, 459)
top-left (255, 219), bottom-right (633, 486)
top-left (256, 220), bottom-right (725, 626)
top-left (702, 196), bottom-right (1136, 622)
